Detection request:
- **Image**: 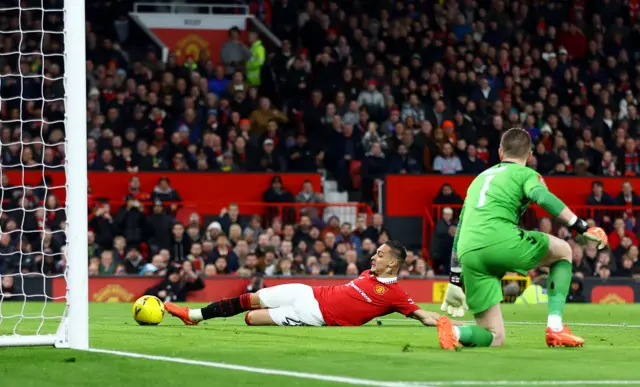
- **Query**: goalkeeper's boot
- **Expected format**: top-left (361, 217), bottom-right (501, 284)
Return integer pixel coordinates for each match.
top-left (546, 326), bottom-right (584, 347)
top-left (437, 316), bottom-right (462, 351)
top-left (164, 302), bottom-right (198, 326)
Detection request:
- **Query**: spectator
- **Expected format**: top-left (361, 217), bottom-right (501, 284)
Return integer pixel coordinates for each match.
top-left (115, 194), bottom-right (147, 248)
top-left (146, 200), bottom-right (174, 252)
top-left (362, 213), bottom-right (389, 244)
top-left (433, 184), bottom-right (464, 205)
top-left (615, 181), bottom-right (640, 206)
top-left (389, 144), bottom-right (421, 174)
top-left (151, 177), bottom-right (182, 210)
top-left (433, 143), bottom-right (463, 175)
top-left (250, 97), bottom-right (288, 136)
top-left (361, 142), bottom-right (387, 203)
top-left (571, 245), bottom-right (592, 278)
top-left (209, 234), bottom-right (240, 272)
top-left (169, 223), bottom-right (191, 262)
top-left (220, 27), bottom-right (251, 76)
top-left (246, 31), bottom-right (266, 86)
top-left (144, 262), bottom-right (204, 302)
top-left (295, 180), bottom-right (324, 220)
top-left (587, 181), bottom-right (616, 206)
top-left (430, 207), bottom-right (456, 274)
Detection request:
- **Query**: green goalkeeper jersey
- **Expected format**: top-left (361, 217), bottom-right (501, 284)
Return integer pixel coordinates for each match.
top-left (454, 162), bottom-right (548, 256)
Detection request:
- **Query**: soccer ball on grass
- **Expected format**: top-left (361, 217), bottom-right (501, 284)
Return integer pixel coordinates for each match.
top-left (132, 295), bottom-right (165, 325)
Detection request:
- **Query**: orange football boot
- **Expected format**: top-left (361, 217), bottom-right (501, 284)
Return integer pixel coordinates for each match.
top-left (164, 302), bottom-right (198, 326)
top-left (546, 326), bottom-right (584, 347)
top-left (437, 316), bottom-right (462, 351)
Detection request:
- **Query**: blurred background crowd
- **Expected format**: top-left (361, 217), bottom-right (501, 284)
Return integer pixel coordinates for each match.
top-left (2, 0), bottom-right (640, 300)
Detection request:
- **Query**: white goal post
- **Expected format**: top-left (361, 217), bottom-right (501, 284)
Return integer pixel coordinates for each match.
top-left (0, 0), bottom-right (88, 348)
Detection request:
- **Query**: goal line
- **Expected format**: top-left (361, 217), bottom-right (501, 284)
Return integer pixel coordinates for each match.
top-left (88, 347), bottom-right (640, 387)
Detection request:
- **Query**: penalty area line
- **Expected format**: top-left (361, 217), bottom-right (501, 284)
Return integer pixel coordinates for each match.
top-left (87, 348), bottom-right (640, 386)
top-left (376, 319), bottom-right (640, 328)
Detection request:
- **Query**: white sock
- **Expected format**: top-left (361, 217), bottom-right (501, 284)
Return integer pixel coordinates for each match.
top-left (188, 308), bottom-right (204, 322)
top-left (453, 326), bottom-right (461, 340)
top-left (547, 315), bottom-right (563, 332)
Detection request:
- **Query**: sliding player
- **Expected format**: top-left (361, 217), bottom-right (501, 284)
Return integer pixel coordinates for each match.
top-left (438, 128), bottom-right (605, 349)
top-left (165, 240), bottom-right (462, 328)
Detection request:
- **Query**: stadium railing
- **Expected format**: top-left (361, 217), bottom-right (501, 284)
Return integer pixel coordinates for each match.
top-left (423, 204), bottom-right (640, 251)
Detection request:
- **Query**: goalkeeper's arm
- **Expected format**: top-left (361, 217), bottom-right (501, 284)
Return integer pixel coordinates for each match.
top-left (441, 205), bottom-right (468, 317)
top-left (527, 186), bottom-right (589, 234)
top-left (449, 205), bottom-right (463, 279)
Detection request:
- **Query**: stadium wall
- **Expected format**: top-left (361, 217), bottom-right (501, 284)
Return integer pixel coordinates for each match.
top-left (11, 277), bottom-right (633, 304)
top-left (3, 171), bottom-right (321, 214)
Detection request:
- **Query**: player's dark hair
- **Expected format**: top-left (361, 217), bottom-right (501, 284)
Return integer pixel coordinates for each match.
top-left (384, 240), bottom-right (407, 264)
top-left (500, 127), bottom-right (532, 160)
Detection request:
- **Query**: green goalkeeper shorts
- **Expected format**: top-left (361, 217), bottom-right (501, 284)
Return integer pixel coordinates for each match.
top-left (460, 229), bottom-right (550, 315)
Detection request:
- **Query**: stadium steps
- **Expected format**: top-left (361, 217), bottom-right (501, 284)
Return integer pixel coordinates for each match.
top-left (322, 179), bottom-right (358, 225)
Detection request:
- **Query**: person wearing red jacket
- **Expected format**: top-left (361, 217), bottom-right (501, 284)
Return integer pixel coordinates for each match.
top-left (607, 218), bottom-right (639, 251)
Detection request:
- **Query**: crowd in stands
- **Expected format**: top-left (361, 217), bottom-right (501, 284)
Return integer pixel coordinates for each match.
top-left (3, 0), bottom-right (640, 287)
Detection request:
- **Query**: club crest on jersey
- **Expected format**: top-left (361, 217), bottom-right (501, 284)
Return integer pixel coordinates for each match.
top-left (537, 174), bottom-right (547, 187)
top-left (374, 285), bottom-right (388, 295)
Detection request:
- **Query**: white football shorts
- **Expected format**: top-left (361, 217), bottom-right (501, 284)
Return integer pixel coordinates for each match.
top-left (257, 283), bottom-right (326, 327)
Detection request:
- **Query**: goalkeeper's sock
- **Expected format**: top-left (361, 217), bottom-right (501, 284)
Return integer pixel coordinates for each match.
top-left (547, 260), bottom-right (572, 332)
top-left (454, 325), bottom-right (494, 347)
top-left (190, 294), bottom-right (252, 321)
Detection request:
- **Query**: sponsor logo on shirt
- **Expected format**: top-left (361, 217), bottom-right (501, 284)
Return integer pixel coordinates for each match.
top-left (347, 281), bottom-right (372, 303)
top-left (373, 285), bottom-right (387, 295)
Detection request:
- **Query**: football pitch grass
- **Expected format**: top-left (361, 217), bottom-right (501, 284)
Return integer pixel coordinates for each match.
top-left (2, 303), bottom-right (640, 386)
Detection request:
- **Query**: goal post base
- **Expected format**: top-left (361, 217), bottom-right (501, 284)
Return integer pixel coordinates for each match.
top-left (0, 335), bottom-right (57, 347)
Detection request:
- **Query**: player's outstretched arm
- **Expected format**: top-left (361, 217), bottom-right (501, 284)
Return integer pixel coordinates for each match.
top-left (527, 186), bottom-right (605, 247)
top-left (410, 309), bottom-right (465, 326)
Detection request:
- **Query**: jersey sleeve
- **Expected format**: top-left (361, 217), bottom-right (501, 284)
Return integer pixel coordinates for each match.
top-left (392, 291), bottom-right (420, 316)
top-left (522, 168), bottom-right (547, 197)
top-left (522, 169), bottom-right (567, 217)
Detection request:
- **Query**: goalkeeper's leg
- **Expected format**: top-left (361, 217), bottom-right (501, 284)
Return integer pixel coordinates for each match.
top-left (536, 235), bottom-right (584, 347)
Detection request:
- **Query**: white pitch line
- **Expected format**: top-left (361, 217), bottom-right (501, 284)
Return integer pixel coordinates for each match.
top-left (376, 319), bottom-right (640, 328)
top-left (88, 348), bottom-right (640, 386)
top-left (87, 348), bottom-right (433, 387)
top-left (424, 382), bottom-right (640, 386)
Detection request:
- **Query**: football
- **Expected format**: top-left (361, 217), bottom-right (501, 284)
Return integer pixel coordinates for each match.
top-left (586, 227), bottom-right (608, 248)
top-left (132, 295), bottom-right (165, 326)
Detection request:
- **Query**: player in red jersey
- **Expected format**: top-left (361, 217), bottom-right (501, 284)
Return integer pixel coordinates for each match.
top-left (165, 240), bottom-right (461, 327)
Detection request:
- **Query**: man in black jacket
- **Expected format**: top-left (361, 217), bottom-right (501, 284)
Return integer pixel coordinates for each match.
top-left (145, 263), bottom-right (204, 302)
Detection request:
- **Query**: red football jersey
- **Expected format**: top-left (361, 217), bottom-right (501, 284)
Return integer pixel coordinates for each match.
top-left (312, 270), bottom-right (420, 326)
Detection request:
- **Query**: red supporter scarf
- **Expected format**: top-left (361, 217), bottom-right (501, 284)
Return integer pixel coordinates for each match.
top-left (624, 152), bottom-right (639, 174)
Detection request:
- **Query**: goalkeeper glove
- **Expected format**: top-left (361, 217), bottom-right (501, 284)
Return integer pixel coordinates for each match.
top-left (570, 217), bottom-right (606, 249)
top-left (440, 261), bottom-right (468, 318)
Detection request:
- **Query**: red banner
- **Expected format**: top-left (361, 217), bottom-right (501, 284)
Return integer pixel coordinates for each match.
top-left (591, 285), bottom-right (635, 304)
top-left (2, 171), bottom-right (321, 214)
top-left (386, 175), bottom-right (634, 216)
top-left (51, 277), bottom-right (443, 303)
top-left (132, 13), bottom-right (248, 62)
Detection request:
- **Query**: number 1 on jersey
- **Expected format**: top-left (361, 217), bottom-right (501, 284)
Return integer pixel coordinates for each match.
top-left (477, 175), bottom-right (496, 208)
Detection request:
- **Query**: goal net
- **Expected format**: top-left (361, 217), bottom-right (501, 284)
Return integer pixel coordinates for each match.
top-left (0, 0), bottom-right (87, 348)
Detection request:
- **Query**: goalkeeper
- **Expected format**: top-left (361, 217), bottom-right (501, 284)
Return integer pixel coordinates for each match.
top-left (437, 128), bottom-right (606, 350)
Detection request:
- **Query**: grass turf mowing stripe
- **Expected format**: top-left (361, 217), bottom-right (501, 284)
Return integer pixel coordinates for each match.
top-left (88, 348), bottom-right (640, 387)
